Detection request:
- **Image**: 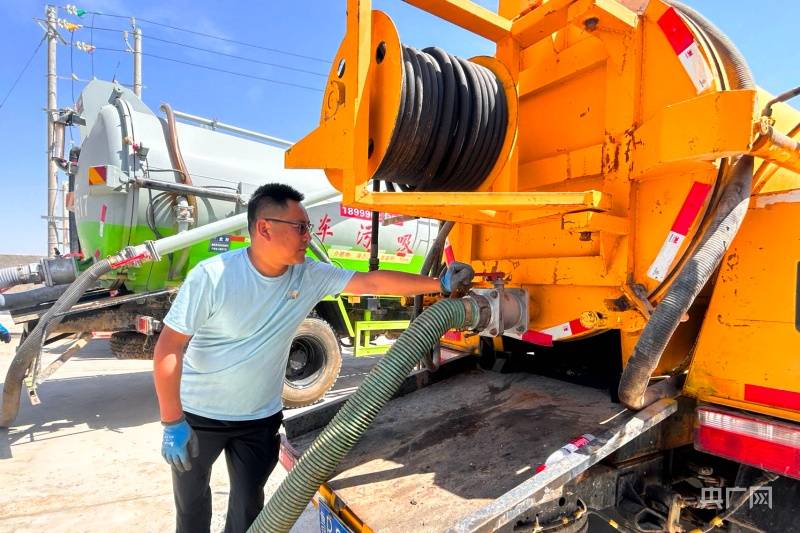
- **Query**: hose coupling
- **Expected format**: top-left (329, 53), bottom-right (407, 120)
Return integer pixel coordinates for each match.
top-left (464, 286), bottom-right (528, 337)
top-left (0, 256), bottom-right (78, 289)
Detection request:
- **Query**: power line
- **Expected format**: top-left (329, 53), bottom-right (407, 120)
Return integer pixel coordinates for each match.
top-left (141, 52), bottom-right (324, 93)
top-left (93, 46), bottom-right (128, 53)
top-left (69, 31), bottom-right (76, 104)
top-left (143, 34), bottom-right (328, 78)
top-left (0, 36), bottom-right (46, 114)
top-left (93, 47), bottom-right (323, 92)
top-left (64, 7), bottom-right (330, 64)
top-left (80, 24), bottom-right (327, 78)
top-left (90, 13), bottom-right (96, 76)
top-left (57, 75), bottom-right (133, 87)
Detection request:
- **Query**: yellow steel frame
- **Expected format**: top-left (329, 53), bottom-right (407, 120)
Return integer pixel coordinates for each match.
top-left (683, 193), bottom-right (800, 423)
top-left (287, 0), bottom-right (800, 420)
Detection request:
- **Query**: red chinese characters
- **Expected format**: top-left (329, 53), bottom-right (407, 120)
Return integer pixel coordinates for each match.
top-left (396, 233), bottom-right (413, 256)
top-left (316, 213), bottom-right (334, 242)
top-left (356, 223), bottom-right (372, 250)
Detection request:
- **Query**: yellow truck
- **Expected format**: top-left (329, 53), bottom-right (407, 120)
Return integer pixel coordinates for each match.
top-left (249, 1), bottom-right (800, 531)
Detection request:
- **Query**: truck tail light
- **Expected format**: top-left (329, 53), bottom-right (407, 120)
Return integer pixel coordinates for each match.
top-left (135, 316), bottom-right (161, 336)
top-left (695, 406), bottom-right (800, 480)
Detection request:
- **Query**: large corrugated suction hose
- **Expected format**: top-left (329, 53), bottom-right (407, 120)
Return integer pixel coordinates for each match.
top-left (619, 156), bottom-right (754, 410)
top-left (0, 259), bottom-right (113, 427)
top-left (618, 2), bottom-right (756, 411)
top-left (0, 264), bottom-right (39, 291)
top-left (414, 221), bottom-right (455, 371)
top-left (248, 298), bottom-right (475, 533)
top-left (0, 266), bottom-right (25, 290)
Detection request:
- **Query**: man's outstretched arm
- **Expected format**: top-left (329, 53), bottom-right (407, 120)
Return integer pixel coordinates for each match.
top-left (344, 270), bottom-right (440, 297)
top-left (343, 262), bottom-right (474, 297)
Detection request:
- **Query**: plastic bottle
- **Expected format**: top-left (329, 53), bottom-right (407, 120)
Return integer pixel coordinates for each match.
top-left (535, 433), bottom-right (596, 473)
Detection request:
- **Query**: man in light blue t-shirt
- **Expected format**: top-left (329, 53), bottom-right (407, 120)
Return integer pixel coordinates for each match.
top-left (153, 183), bottom-right (474, 533)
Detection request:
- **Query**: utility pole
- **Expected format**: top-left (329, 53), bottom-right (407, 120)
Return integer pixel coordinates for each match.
top-left (61, 182), bottom-right (69, 250)
top-left (133, 20), bottom-right (142, 97)
top-left (46, 5), bottom-right (59, 257)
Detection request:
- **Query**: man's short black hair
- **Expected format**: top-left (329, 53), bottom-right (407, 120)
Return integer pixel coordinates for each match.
top-left (247, 183), bottom-right (305, 234)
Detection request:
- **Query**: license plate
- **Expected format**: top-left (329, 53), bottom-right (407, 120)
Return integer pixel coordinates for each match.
top-left (318, 498), bottom-right (353, 533)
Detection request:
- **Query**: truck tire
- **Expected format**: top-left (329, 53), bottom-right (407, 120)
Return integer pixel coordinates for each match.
top-left (283, 318), bottom-right (342, 409)
top-left (110, 331), bottom-right (157, 360)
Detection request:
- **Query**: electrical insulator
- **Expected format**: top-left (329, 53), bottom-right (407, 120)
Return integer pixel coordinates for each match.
top-left (58, 18), bottom-right (82, 31)
top-left (75, 41), bottom-right (96, 53)
top-left (64, 4), bottom-right (86, 17)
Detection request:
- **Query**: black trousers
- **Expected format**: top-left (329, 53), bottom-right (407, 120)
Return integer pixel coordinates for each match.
top-left (172, 410), bottom-right (283, 533)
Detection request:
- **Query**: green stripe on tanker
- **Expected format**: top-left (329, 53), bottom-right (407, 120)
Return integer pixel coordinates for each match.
top-left (78, 221), bottom-right (425, 292)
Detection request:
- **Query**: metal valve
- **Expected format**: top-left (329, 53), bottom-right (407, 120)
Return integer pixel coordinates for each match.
top-left (466, 275), bottom-right (528, 338)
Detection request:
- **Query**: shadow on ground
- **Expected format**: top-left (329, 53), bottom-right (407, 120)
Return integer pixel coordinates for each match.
top-left (1, 368), bottom-right (158, 457)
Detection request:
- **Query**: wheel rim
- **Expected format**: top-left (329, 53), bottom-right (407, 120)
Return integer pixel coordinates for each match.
top-left (285, 335), bottom-right (327, 389)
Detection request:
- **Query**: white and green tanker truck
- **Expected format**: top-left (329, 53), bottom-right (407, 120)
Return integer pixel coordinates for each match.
top-left (0, 80), bottom-right (441, 425)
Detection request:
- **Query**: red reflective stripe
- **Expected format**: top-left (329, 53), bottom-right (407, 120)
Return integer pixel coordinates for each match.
top-left (568, 319), bottom-right (590, 335)
top-left (745, 384), bottom-right (800, 411)
top-left (110, 253), bottom-right (148, 269)
top-left (444, 243), bottom-right (455, 265)
top-left (99, 204), bottom-right (107, 222)
top-left (521, 330), bottom-right (553, 347)
top-left (657, 7), bottom-right (693, 55)
top-left (671, 182), bottom-right (711, 235)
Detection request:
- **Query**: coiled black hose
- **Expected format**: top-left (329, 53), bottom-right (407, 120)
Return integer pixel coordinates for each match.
top-left (374, 45), bottom-right (507, 191)
top-left (618, 2), bottom-right (755, 410)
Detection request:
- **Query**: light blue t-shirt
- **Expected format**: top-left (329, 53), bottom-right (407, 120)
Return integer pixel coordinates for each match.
top-left (163, 248), bottom-right (354, 421)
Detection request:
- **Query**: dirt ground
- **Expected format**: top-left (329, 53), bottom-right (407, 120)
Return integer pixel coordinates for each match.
top-left (0, 313), bottom-right (379, 532)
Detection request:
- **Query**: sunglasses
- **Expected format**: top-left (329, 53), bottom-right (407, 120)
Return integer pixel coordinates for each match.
top-left (262, 218), bottom-right (314, 236)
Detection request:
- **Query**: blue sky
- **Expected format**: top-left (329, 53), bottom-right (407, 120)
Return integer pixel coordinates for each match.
top-left (0, 0), bottom-right (796, 255)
